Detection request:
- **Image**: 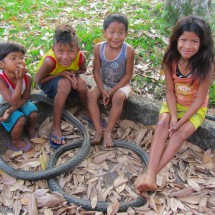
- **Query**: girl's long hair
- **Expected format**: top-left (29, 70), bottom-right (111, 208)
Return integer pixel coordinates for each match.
top-left (162, 15), bottom-right (214, 82)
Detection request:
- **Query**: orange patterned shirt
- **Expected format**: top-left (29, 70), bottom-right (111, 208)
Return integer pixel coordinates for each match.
top-left (173, 64), bottom-right (208, 107)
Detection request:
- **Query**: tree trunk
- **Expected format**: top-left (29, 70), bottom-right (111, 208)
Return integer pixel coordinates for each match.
top-left (164, 0), bottom-right (212, 24)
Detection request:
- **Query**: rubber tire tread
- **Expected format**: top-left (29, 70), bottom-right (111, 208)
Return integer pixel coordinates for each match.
top-left (205, 114), bottom-right (215, 121)
top-left (48, 140), bottom-right (148, 212)
top-left (0, 93), bottom-right (91, 181)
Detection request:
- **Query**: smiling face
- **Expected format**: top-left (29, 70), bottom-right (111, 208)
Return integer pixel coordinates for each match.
top-left (103, 21), bottom-right (128, 49)
top-left (0, 52), bottom-right (25, 74)
top-left (177, 31), bottom-right (200, 60)
top-left (53, 42), bottom-right (79, 67)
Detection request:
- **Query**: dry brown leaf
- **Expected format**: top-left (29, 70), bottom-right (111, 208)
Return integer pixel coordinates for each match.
top-left (186, 178), bottom-right (201, 191)
top-left (44, 209), bottom-right (54, 215)
top-left (135, 128), bottom-right (147, 145)
top-left (119, 119), bottom-right (139, 130)
top-left (2, 185), bottom-right (14, 207)
top-left (30, 137), bottom-right (47, 144)
top-left (26, 192), bottom-right (38, 215)
top-left (91, 194), bottom-right (98, 209)
top-left (20, 196), bottom-right (28, 205)
top-left (169, 187), bottom-right (194, 198)
top-left (36, 193), bottom-right (64, 208)
top-left (149, 194), bottom-right (158, 213)
top-left (115, 183), bottom-right (126, 193)
top-left (92, 151), bottom-right (113, 164)
top-left (113, 176), bottom-right (128, 188)
top-left (12, 200), bottom-right (22, 215)
top-left (39, 152), bottom-right (49, 170)
top-left (102, 185), bottom-right (113, 201)
top-left (198, 195), bottom-right (207, 213)
top-left (178, 194), bottom-right (202, 204)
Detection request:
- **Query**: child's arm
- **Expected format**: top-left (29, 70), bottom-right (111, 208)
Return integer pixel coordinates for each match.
top-left (171, 64), bottom-right (214, 131)
top-left (35, 57), bottom-right (58, 84)
top-left (75, 53), bottom-right (87, 74)
top-left (164, 67), bottom-right (178, 128)
top-left (0, 64), bottom-right (26, 106)
top-left (0, 73), bottom-right (32, 120)
top-left (93, 44), bottom-right (108, 99)
top-left (7, 73), bottom-right (32, 112)
top-left (35, 57), bottom-right (75, 84)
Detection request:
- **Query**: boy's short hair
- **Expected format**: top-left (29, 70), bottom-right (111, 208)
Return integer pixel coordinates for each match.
top-left (53, 23), bottom-right (78, 47)
top-left (0, 41), bottom-right (26, 61)
top-left (103, 13), bottom-right (128, 32)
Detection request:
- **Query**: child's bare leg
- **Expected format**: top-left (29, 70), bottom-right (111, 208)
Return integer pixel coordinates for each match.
top-left (87, 86), bottom-right (103, 144)
top-left (76, 76), bottom-right (89, 111)
top-left (156, 121), bottom-right (196, 173)
top-left (135, 113), bottom-right (170, 193)
top-left (27, 111), bottom-right (38, 138)
top-left (103, 91), bottom-right (125, 147)
top-left (51, 78), bottom-right (71, 144)
top-left (11, 116), bottom-right (30, 148)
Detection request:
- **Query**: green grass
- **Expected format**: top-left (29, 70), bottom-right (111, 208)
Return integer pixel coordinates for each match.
top-left (0, 0), bottom-right (214, 105)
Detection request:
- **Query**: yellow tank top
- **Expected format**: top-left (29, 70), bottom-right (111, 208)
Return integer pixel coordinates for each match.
top-left (37, 49), bottom-right (82, 75)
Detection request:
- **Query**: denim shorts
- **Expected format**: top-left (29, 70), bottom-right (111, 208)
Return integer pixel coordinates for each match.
top-left (39, 76), bottom-right (62, 98)
top-left (1, 101), bottom-right (38, 133)
top-left (39, 76), bottom-right (78, 99)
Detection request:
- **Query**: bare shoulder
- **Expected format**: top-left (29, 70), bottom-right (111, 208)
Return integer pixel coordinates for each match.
top-left (94, 42), bottom-right (102, 52)
top-left (126, 43), bottom-right (135, 58)
top-left (43, 56), bottom-right (56, 68)
top-left (25, 73), bottom-right (33, 85)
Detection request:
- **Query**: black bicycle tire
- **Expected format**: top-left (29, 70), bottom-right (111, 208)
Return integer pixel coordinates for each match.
top-left (48, 140), bottom-right (148, 212)
top-left (205, 114), bottom-right (215, 121)
top-left (0, 93), bottom-right (91, 181)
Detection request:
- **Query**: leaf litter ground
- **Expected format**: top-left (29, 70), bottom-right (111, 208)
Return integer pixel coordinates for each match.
top-left (0, 105), bottom-right (215, 215)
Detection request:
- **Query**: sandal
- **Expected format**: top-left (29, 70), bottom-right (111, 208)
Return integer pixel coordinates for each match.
top-left (49, 134), bottom-right (65, 149)
top-left (7, 141), bottom-right (33, 152)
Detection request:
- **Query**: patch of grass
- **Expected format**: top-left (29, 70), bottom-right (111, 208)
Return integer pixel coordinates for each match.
top-left (0, 0), bottom-right (214, 105)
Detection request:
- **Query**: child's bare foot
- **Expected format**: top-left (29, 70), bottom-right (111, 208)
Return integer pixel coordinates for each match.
top-left (103, 130), bottom-right (114, 147)
top-left (50, 129), bottom-right (65, 145)
top-left (135, 173), bottom-right (158, 194)
top-left (92, 130), bottom-right (103, 145)
top-left (7, 139), bottom-right (33, 152)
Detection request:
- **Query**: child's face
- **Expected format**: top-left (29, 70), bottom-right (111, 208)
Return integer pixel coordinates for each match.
top-left (177, 31), bottom-right (200, 60)
top-left (0, 52), bottom-right (25, 73)
top-left (103, 21), bottom-right (128, 49)
top-left (53, 42), bottom-right (79, 67)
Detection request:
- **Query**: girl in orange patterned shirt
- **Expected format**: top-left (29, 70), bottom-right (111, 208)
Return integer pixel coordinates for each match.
top-left (135, 15), bottom-right (214, 193)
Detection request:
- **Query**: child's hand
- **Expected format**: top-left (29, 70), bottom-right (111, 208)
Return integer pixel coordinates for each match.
top-left (169, 116), bottom-right (178, 137)
top-left (0, 109), bottom-right (11, 122)
top-left (101, 90), bottom-right (109, 108)
top-left (61, 71), bottom-right (77, 88)
top-left (70, 74), bottom-right (77, 89)
top-left (15, 61), bottom-right (28, 79)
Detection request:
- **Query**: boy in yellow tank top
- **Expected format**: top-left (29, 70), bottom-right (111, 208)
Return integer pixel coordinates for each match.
top-left (35, 23), bottom-right (88, 148)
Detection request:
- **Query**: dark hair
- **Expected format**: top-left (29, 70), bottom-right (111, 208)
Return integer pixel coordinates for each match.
top-left (162, 15), bottom-right (214, 82)
top-left (0, 41), bottom-right (26, 61)
top-left (53, 23), bottom-right (78, 47)
top-left (103, 13), bottom-right (128, 32)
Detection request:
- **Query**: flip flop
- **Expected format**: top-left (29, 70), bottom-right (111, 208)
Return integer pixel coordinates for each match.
top-left (49, 134), bottom-right (65, 149)
top-left (82, 115), bottom-right (107, 128)
top-left (7, 141), bottom-right (33, 152)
